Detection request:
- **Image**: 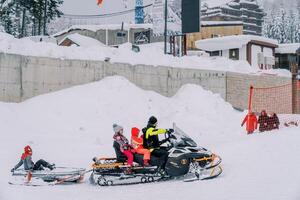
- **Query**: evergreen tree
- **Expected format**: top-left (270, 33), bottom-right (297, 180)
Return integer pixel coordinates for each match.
top-left (263, 0), bottom-right (300, 43)
top-left (0, 0), bottom-right (63, 37)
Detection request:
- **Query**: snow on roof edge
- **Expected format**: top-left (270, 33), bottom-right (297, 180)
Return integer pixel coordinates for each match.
top-left (58, 33), bottom-right (106, 47)
top-left (53, 23), bottom-right (153, 37)
top-left (275, 43), bottom-right (300, 54)
top-left (201, 21), bottom-right (243, 26)
top-left (195, 35), bottom-right (278, 51)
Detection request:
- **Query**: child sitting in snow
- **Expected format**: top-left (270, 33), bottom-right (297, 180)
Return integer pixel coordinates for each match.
top-left (11, 145), bottom-right (55, 172)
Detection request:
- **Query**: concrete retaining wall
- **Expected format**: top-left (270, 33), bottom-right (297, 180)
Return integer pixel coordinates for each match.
top-left (0, 53), bottom-right (22, 102)
top-left (0, 52), bottom-right (294, 113)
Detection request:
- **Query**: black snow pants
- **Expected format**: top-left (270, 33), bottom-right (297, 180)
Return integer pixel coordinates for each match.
top-left (33, 159), bottom-right (51, 170)
top-left (151, 149), bottom-right (168, 169)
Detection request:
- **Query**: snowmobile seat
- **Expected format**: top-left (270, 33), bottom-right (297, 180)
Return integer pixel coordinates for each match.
top-left (113, 141), bottom-right (128, 163)
top-left (113, 141), bottom-right (161, 167)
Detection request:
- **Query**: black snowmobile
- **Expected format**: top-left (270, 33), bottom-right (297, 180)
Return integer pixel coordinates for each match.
top-left (90, 124), bottom-right (222, 186)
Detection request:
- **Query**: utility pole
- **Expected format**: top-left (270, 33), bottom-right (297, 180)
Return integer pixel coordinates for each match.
top-left (164, 0), bottom-right (167, 54)
top-left (21, 8), bottom-right (26, 37)
top-left (43, 0), bottom-right (47, 35)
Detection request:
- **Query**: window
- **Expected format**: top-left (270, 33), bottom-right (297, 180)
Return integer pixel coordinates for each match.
top-left (229, 48), bottom-right (239, 60)
top-left (211, 34), bottom-right (221, 38)
top-left (210, 51), bottom-right (221, 56)
top-left (116, 32), bottom-right (126, 37)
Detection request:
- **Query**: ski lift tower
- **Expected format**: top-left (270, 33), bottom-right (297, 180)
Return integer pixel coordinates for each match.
top-left (135, 0), bottom-right (144, 24)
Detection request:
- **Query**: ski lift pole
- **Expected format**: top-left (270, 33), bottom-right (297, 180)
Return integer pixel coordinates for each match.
top-left (164, 0), bottom-right (168, 54)
top-left (248, 85), bottom-right (254, 113)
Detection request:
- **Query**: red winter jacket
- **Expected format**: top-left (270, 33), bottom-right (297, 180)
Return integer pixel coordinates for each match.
top-left (242, 113), bottom-right (258, 133)
top-left (131, 127), bottom-right (144, 150)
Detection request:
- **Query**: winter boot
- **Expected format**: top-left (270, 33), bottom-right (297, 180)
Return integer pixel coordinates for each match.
top-left (157, 167), bottom-right (166, 177)
top-left (47, 163), bottom-right (55, 170)
top-left (143, 160), bottom-right (150, 167)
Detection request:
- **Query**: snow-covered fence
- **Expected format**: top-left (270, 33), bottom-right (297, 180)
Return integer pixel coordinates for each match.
top-left (0, 52), bottom-right (294, 113)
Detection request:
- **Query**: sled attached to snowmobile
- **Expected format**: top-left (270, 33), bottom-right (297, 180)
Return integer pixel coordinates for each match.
top-left (10, 167), bottom-right (86, 185)
top-left (90, 124), bottom-right (222, 186)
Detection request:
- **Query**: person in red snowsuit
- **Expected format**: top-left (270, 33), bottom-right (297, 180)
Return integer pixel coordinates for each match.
top-left (131, 127), bottom-right (151, 166)
top-left (241, 111), bottom-right (258, 134)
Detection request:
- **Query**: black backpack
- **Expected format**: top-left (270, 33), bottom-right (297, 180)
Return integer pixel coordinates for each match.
top-left (142, 127), bottom-right (149, 148)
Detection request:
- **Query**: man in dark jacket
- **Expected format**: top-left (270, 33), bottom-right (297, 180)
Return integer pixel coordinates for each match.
top-left (142, 116), bottom-right (172, 171)
top-left (11, 145), bottom-right (55, 172)
top-left (258, 110), bottom-right (269, 132)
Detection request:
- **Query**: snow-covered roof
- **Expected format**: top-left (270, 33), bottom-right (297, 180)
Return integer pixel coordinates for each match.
top-left (275, 43), bottom-right (300, 54)
top-left (59, 33), bottom-right (106, 47)
top-left (201, 21), bottom-right (243, 26)
top-left (53, 23), bottom-right (153, 37)
top-left (195, 35), bottom-right (278, 51)
top-left (202, 0), bottom-right (234, 8)
top-left (21, 36), bottom-right (57, 44)
top-left (202, 0), bottom-right (262, 9)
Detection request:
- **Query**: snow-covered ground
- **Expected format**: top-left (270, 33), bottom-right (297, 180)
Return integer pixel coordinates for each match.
top-left (0, 32), bottom-right (291, 77)
top-left (0, 76), bottom-right (299, 200)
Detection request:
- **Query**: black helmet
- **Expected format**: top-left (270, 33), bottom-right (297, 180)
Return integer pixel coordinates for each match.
top-left (148, 116), bottom-right (157, 126)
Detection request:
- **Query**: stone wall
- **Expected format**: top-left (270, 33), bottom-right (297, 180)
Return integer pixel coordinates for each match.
top-left (0, 52), bottom-right (295, 113)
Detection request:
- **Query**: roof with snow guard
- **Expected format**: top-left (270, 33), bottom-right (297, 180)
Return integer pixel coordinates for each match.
top-left (59, 33), bottom-right (106, 47)
top-left (201, 21), bottom-right (243, 27)
top-left (195, 35), bottom-right (278, 51)
top-left (275, 43), bottom-right (300, 54)
top-left (53, 23), bottom-right (153, 37)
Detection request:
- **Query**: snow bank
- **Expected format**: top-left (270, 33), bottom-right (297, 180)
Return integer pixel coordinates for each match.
top-left (0, 76), bottom-right (241, 147)
top-left (0, 76), bottom-right (241, 188)
top-left (0, 32), bottom-right (290, 76)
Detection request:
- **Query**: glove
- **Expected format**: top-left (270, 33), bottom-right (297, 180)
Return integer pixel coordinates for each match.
top-left (130, 149), bottom-right (136, 153)
top-left (159, 138), bottom-right (168, 145)
top-left (11, 168), bottom-right (15, 172)
top-left (167, 129), bottom-right (174, 134)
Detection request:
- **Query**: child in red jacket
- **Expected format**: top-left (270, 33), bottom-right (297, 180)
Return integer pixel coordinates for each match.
top-left (241, 111), bottom-right (258, 134)
top-left (131, 127), bottom-right (151, 166)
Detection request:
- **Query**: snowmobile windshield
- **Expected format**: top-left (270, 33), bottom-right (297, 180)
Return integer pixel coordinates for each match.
top-left (171, 124), bottom-right (198, 147)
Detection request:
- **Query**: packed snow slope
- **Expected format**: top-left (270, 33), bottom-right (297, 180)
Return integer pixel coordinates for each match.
top-left (0, 76), bottom-right (299, 200)
top-left (0, 32), bottom-right (291, 76)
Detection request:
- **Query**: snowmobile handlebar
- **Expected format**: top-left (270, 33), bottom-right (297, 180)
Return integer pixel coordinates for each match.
top-left (161, 129), bottom-right (176, 146)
